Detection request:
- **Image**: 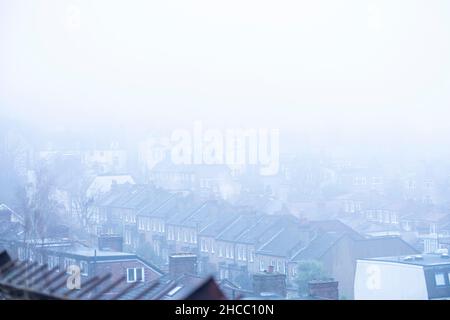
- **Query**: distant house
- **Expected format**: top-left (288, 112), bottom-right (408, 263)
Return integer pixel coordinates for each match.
top-left (2, 236), bottom-right (163, 298)
top-left (86, 174), bottom-right (135, 198)
top-left (255, 220), bottom-right (310, 276)
top-left (210, 214), bottom-right (311, 287)
top-left (136, 194), bottom-right (180, 261)
top-left (47, 247), bottom-right (163, 297)
top-left (214, 214), bottom-right (280, 283)
top-left (0, 203), bottom-right (24, 225)
top-left (149, 159), bottom-right (240, 200)
top-left (0, 250), bottom-right (228, 300)
top-left (91, 184), bottom-right (172, 250)
top-left (196, 210), bottom-right (242, 275)
top-left (355, 253), bottom-right (450, 300)
top-left (165, 200), bottom-right (232, 263)
top-left (204, 213), bottom-right (261, 280)
top-left (335, 165), bottom-right (386, 194)
top-left (290, 233), bottom-right (419, 299)
top-left (82, 147), bottom-right (127, 175)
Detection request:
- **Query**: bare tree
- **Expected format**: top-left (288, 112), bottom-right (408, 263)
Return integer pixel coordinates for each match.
top-left (72, 187), bottom-right (95, 230)
top-left (14, 162), bottom-right (61, 260)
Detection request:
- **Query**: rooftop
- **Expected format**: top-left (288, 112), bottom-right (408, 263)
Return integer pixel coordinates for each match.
top-left (52, 247), bottom-right (136, 260)
top-left (363, 253), bottom-right (450, 267)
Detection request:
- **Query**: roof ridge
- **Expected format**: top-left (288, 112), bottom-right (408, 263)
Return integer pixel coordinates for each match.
top-left (257, 227), bottom-right (286, 252)
top-left (180, 202), bottom-right (208, 224)
top-left (234, 214), bottom-right (269, 242)
top-left (216, 215), bottom-right (246, 239)
top-left (236, 214), bottom-right (271, 241)
top-left (137, 193), bottom-right (176, 215)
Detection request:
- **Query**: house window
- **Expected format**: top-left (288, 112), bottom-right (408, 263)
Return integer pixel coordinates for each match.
top-left (127, 268), bottom-right (135, 282)
top-left (435, 273), bottom-right (446, 286)
top-left (146, 220), bottom-right (151, 231)
top-left (391, 214), bottom-right (398, 224)
top-left (125, 231), bottom-right (131, 245)
top-left (138, 219), bottom-right (145, 230)
top-left (37, 254), bottom-right (44, 265)
top-left (211, 241), bottom-right (215, 254)
top-left (184, 230), bottom-right (189, 243)
top-left (64, 258), bottom-right (76, 273)
top-left (153, 221), bottom-right (157, 232)
top-left (127, 268), bottom-right (145, 283)
top-left (249, 250), bottom-right (254, 262)
top-left (18, 247), bottom-right (26, 260)
top-left (218, 245), bottom-right (223, 257)
top-left (48, 256), bottom-right (59, 270)
top-left (259, 261), bottom-right (265, 272)
top-left (237, 247), bottom-right (242, 261)
top-left (136, 268), bottom-right (144, 282)
top-left (276, 260), bottom-right (281, 272)
top-left (201, 239), bottom-right (208, 252)
top-left (80, 261), bottom-right (88, 276)
top-left (176, 229), bottom-right (180, 241)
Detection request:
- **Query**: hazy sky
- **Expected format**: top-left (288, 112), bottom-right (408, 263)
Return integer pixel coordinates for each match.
top-left (1, 0), bottom-right (449, 146)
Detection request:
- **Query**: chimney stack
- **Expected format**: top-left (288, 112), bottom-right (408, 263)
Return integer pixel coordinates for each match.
top-left (169, 253), bottom-right (198, 279)
top-left (308, 279), bottom-right (339, 300)
top-left (98, 234), bottom-right (123, 252)
top-left (252, 269), bottom-right (287, 298)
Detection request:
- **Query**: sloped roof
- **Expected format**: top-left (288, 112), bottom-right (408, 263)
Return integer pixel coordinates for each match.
top-left (306, 219), bottom-right (363, 240)
top-left (291, 232), bottom-right (344, 261)
top-left (87, 175), bottom-right (135, 197)
top-left (94, 184), bottom-right (173, 212)
top-left (256, 223), bottom-right (309, 258)
top-left (216, 213), bottom-right (266, 242)
top-left (198, 211), bottom-right (241, 237)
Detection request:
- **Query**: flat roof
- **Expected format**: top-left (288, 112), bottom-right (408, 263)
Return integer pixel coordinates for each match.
top-left (363, 253), bottom-right (450, 267)
top-left (48, 247), bottom-right (137, 261)
top-left (170, 253), bottom-right (197, 258)
top-left (65, 248), bottom-right (135, 258)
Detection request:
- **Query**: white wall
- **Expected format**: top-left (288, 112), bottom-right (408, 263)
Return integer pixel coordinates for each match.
top-left (354, 260), bottom-right (428, 300)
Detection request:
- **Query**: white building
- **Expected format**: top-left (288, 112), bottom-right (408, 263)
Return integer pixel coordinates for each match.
top-left (354, 253), bottom-right (450, 300)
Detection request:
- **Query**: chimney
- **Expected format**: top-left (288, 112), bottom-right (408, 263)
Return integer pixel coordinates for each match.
top-left (308, 279), bottom-right (339, 300)
top-left (169, 253), bottom-right (198, 279)
top-left (252, 270), bottom-right (287, 298)
top-left (98, 234), bottom-right (123, 252)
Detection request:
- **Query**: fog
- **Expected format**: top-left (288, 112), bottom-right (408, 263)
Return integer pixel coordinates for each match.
top-left (1, 0), bottom-right (450, 149)
top-left (2, 1), bottom-right (450, 302)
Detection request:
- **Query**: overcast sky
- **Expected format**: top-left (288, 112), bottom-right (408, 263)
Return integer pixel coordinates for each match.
top-left (1, 0), bottom-right (449, 148)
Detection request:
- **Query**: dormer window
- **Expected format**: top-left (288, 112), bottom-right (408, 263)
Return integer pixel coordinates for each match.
top-left (435, 272), bottom-right (446, 286)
